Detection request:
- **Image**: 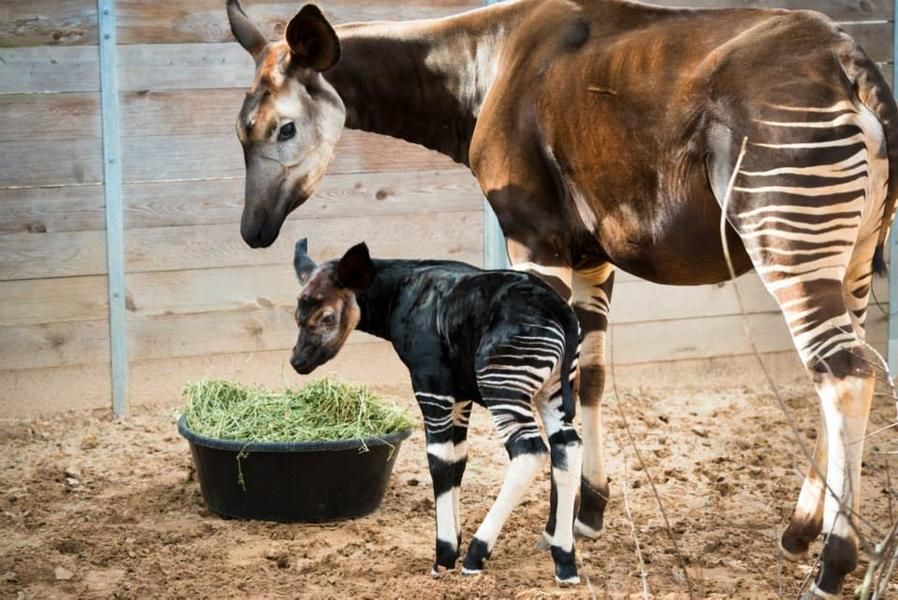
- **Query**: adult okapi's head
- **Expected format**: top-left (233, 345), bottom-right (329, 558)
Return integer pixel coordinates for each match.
top-left (228, 0), bottom-right (346, 248)
top-left (290, 239), bottom-right (375, 374)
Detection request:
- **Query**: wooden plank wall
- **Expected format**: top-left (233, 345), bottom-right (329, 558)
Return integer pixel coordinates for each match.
top-left (0, 0), bottom-right (484, 413)
top-left (0, 0), bottom-right (893, 415)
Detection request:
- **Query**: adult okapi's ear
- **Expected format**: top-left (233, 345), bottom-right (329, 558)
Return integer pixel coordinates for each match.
top-left (336, 243), bottom-right (376, 290)
top-left (294, 238), bottom-right (318, 285)
top-left (227, 0), bottom-right (268, 59)
top-left (285, 4), bottom-right (341, 72)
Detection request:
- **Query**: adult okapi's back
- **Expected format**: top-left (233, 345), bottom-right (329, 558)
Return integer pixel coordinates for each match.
top-left (472, 1), bottom-right (898, 284)
top-left (227, 1), bottom-right (898, 595)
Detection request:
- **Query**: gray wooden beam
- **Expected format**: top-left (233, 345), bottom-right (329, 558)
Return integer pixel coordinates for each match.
top-left (97, 0), bottom-right (129, 417)
top-left (481, 0), bottom-right (510, 270)
top-left (890, 0), bottom-right (898, 374)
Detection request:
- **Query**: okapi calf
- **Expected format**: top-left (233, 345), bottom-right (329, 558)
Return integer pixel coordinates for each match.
top-left (290, 239), bottom-right (583, 583)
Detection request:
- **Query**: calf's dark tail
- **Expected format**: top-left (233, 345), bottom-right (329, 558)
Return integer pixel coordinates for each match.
top-left (559, 314), bottom-right (581, 423)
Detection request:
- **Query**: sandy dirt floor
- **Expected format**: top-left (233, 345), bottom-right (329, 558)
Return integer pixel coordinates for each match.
top-left (2, 381), bottom-right (897, 599)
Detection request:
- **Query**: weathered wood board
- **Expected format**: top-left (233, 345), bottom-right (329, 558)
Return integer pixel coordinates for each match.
top-left (0, 169), bottom-right (480, 234)
top-left (0, 0), bottom-right (893, 416)
top-left (1, 0), bottom-right (891, 47)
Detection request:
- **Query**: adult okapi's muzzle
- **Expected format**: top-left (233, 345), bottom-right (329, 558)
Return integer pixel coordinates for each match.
top-left (239, 155), bottom-right (295, 248)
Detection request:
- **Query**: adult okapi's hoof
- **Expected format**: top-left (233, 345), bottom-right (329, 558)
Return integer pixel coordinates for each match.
top-left (812, 535), bottom-right (857, 599)
top-left (780, 516), bottom-right (822, 562)
top-left (577, 478), bottom-right (608, 535)
top-left (804, 585), bottom-right (840, 600)
top-left (777, 536), bottom-right (809, 562)
top-left (574, 518), bottom-right (602, 540)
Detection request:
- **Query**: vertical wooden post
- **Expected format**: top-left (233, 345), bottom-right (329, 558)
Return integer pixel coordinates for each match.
top-left (97, 0), bottom-right (129, 417)
top-left (890, 0), bottom-right (898, 373)
top-left (481, 0), bottom-right (509, 270)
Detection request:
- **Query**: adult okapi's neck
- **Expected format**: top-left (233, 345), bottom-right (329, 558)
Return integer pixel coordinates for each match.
top-left (325, 5), bottom-right (519, 165)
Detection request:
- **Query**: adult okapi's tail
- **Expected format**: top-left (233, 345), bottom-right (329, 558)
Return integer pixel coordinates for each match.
top-left (836, 36), bottom-right (898, 276)
top-left (559, 314), bottom-right (581, 423)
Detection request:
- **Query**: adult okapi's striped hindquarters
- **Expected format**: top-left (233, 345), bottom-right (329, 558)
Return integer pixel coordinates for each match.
top-left (708, 64), bottom-right (896, 596)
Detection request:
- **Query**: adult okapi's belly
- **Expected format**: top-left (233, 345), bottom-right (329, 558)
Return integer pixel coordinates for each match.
top-left (573, 176), bottom-right (754, 286)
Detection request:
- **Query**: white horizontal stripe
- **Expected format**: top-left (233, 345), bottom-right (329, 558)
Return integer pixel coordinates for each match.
top-left (737, 199), bottom-right (863, 219)
top-left (753, 112), bottom-right (860, 128)
top-left (490, 403), bottom-right (536, 417)
top-left (751, 132), bottom-right (866, 149)
top-left (763, 267), bottom-right (847, 291)
top-left (740, 215), bottom-right (860, 232)
top-left (734, 178), bottom-right (867, 197)
top-left (765, 101), bottom-right (856, 113)
top-left (416, 392), bottom-right (455, 403)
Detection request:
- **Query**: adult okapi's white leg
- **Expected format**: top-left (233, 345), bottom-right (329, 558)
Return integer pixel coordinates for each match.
top-left (780, 411), bottom-right (827, 561)
top-left (814, 371), bottom-right (874, 597)
top-left (781, 232), bottom-right (879, 563)
top-left (711, 96), bottom-right (889, 597)
top-left (571, 264), bottom-right (614, 538)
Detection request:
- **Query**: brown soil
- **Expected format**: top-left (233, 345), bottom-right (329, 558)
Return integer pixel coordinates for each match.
top-left (1, 383), bottom-right (896, 599)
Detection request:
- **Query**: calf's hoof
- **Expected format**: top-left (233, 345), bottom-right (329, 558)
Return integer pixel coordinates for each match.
top-left (430, 565), bottom-right (452, 578)
top-left (556, 574), bottom-right (581, 586)
top-left (462, 537), bottom-right (490, 574)
top-left (551, 545), bottom-right (579, 585)
top-left (433, 539), bottom-right (458, 573)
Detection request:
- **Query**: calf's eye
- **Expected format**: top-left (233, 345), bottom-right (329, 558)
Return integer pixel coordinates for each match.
top-left (278, 122), bottom-right (296, 142)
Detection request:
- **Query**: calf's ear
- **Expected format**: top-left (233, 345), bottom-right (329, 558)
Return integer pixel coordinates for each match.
top-left (336, 242), bottom-right (375, 290)
top-left (294, 238), bottom-right (317, 285)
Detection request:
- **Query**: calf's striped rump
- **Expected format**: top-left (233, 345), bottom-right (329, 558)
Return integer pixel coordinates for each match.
top-left (418, 322), bottom-right (582, 583)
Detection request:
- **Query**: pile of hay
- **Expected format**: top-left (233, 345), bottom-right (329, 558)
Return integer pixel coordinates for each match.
top-left (180, 377), bottom-right (414, 444)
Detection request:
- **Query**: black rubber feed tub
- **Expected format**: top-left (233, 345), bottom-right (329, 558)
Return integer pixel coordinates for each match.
top-left (178, 417), bottom-right (411, 523)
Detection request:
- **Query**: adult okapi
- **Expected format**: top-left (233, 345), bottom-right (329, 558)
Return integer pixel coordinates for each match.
top-left (226, 0), bottom-right (898, 595)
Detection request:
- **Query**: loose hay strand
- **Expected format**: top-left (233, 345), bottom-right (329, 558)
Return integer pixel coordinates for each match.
top-left (180, 377), bottom-right (414, 444)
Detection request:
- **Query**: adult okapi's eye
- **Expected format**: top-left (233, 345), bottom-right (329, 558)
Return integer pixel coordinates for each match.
top-left (321, 314), bottom-right (336, 327)
top-left (278, 122), bottom-right (296, 142)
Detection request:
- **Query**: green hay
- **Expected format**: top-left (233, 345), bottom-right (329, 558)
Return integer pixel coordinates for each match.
top-left (180, 376), bottom-right (414, 444)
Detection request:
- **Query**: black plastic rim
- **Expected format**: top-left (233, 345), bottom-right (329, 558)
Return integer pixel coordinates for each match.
top-left (177, 416), bottom-right (412, 453)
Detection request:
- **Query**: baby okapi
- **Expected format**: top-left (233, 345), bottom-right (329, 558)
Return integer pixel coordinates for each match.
top-left (290, 239), bottom-right (583, 583)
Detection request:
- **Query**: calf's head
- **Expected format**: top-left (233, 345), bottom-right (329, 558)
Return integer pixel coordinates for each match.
top-left (290, 239), bottom-right (376, 374)
top-left (228, 0), bottom-right (346, 248)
